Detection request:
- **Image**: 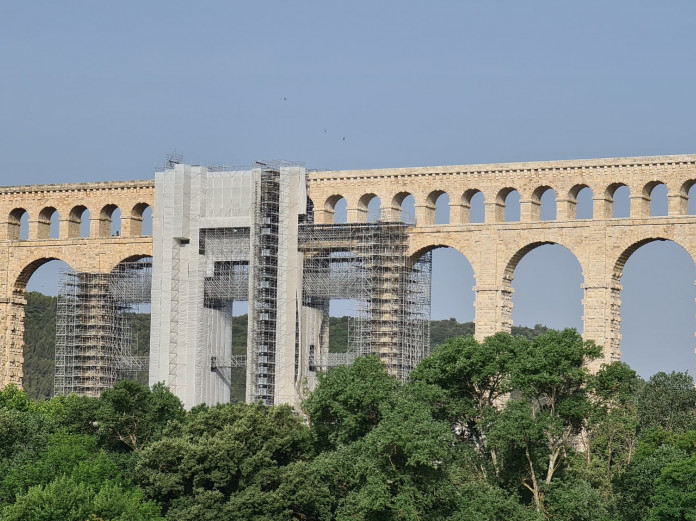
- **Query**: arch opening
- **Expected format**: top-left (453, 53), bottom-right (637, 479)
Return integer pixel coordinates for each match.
top-left (8, 208), bottom-right (29, 240)
top-left (463, 190), bottom-right (485, 223)
top-left (390, 192), bottom-right (415, 224)
top-left (425, 190), bottom-right (450, 225)
top-left (37, 207), bottom-right (60, 240)
top-left (365, 195), bottom-right (382, 223)
top-left (569, 185), bottom-right (593, 220)
top-left (69, 205), bottom-right (91, 238)
top-left (644, 181), bottom-right (668, 217)
top-left (497, 187), bottom-right (520, 222)
top-left (682, 180), bottom-right (696, 215)
top-left (325, 195), bottom-right (347, 224)
top-left (507, 243), bottom-right (584, 335)
top-left (131, 203), bottom-right (153, 236)
top-left (614, 239), bottom-right (696, 379)
top-left (19, 258), bottom-right (73, 400)
top-left (98, 204), bottom-right (121, 237)
top-left (413, 245), bottom-right (476, 347)
top-left (607, 183), bottom-right (630, 218)
top-left (532, 186), bottom-right (557, 221)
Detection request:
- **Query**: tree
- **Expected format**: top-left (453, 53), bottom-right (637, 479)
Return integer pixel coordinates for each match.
top-left (649, 454), bottom-right (696, 521)
top-left (1, 475), bottom-right (163, 521)
top-left (96, 380), bottom-right (185, 452)
top-left (637, 371), bottom-right (696, 433)
top-left (411, 332), bottom-right (526, 477)
top-left (489, 329), bottom-right (601, 510)
top-left (320, 383), bottom-right (460, 521)
top-left (302, 355), bottom-right (399, 451)
top-left (136, 403), bottom-right (313, 518)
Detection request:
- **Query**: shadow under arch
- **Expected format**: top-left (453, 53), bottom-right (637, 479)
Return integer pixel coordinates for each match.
top-left (611, 237), bottom-right (696, 377)
top-left (502, 241), bottom-right (585, 332)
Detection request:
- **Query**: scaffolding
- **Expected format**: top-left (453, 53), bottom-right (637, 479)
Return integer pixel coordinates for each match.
top-left (300, 222), bottom-right (432, 381)
top-left (54, 259), bottom-right (152, 397)
top-left (199, 227), bottom-right (250, 398)
top-left (248, 166), bottom-right (282, 405)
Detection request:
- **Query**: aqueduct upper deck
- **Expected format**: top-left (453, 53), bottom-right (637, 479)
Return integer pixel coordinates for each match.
top-left (1, 153), bottom-right (696, 386)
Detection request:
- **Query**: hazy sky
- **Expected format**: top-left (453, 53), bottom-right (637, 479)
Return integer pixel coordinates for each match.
top-left (3, 1), bottom-right (696, 378)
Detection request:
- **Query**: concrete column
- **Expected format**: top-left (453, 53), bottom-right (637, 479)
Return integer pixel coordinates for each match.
top-left (122, 215), bottom-right (143, 237)
top-left (91, 216), bottom-right (111, 238)
top-left (60, 218), bottom-right (81, 239)
top-left (473, 284), bottom-right (513, 341)
top-left (0, 220), bottom-right (10, 241)
top-left (668, 193), bottom-right (689, 216)
top-left (581, 285), bottom-right (620, 369)
top-left (29, 219), bottom-right (49, 240)
top-left (312, 208), bottom-right (333, 224)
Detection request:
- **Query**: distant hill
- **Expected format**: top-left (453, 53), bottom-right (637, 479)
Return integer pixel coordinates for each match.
top-left (22, 294), bottom-right (549, 401)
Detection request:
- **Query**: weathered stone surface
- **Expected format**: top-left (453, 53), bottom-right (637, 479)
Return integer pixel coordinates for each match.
top-left (0, 180), bottom-right (154, 386)
top-left (2, 153), bottom-right (696, 388)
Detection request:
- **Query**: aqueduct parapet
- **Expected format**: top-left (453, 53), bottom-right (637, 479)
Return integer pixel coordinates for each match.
top-left (2, 154), bottom-right (696, 387)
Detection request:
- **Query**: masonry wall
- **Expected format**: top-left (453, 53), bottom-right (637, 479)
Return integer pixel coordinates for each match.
top-left (2, 154), bottom-right (696, 393)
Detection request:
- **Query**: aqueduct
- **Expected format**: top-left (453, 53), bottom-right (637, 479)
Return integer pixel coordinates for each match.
top-left (2, 153), bottom-right (696, 387)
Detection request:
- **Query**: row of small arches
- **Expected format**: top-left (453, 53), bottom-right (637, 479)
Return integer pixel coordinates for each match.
top-left (8, 203), bottom-right (152, 241)
top-left (321, 181), bottom-right (696, 224)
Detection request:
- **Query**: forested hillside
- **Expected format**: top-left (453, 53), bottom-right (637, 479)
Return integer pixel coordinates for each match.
top-left (23, 295), bottom-right (548, 400)
top-left (3, 330), bottom-right (696, 520)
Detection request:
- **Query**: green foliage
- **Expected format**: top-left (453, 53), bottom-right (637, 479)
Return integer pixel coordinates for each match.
top-left (649, 454), bottom-right (696, 521)
top-left (1, 325), bottom-right (695, 520)
top-left (303, 355), bottom-right (399, 451)
top-left (136, 402), bottom-right (313, 519)
top-left (22, 292), bottom-right (57, 401)
top-left (1, 475), bottom-right (163, 521)
top-left (637, 371), bottom-right (696, 433)
top-left (97, 380), bottom-right (185, 452)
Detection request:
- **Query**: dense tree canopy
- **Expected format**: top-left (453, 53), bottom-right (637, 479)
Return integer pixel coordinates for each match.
top-left (2, 329), bottom-right (696, 519)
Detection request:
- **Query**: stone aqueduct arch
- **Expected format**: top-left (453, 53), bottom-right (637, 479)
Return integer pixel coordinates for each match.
top-left (309, 154), bottom-right (696, 371)
top-left (1, 154), bottom-right (696, 388)
top-left (0, 181), bottom-right (154, 386)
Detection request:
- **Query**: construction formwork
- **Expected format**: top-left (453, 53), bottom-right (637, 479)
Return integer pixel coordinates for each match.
top-left (299, 222), bottom-right (432, 381)
top-left (54, 259), bottom-right (151, 397)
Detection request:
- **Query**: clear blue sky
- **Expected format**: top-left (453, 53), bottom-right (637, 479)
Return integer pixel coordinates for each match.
top-left (2, 1), bottom-right (696, 378)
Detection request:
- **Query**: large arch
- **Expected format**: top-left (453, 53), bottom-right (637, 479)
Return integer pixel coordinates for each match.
top-left (411, 243), bottom-right (477, 342)
top-left (4, 256), bottom-right (77, 390)
top-left (501, 241), bottom-right (585, 334)
top-left (611, 237), bottom-right (696, 376)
